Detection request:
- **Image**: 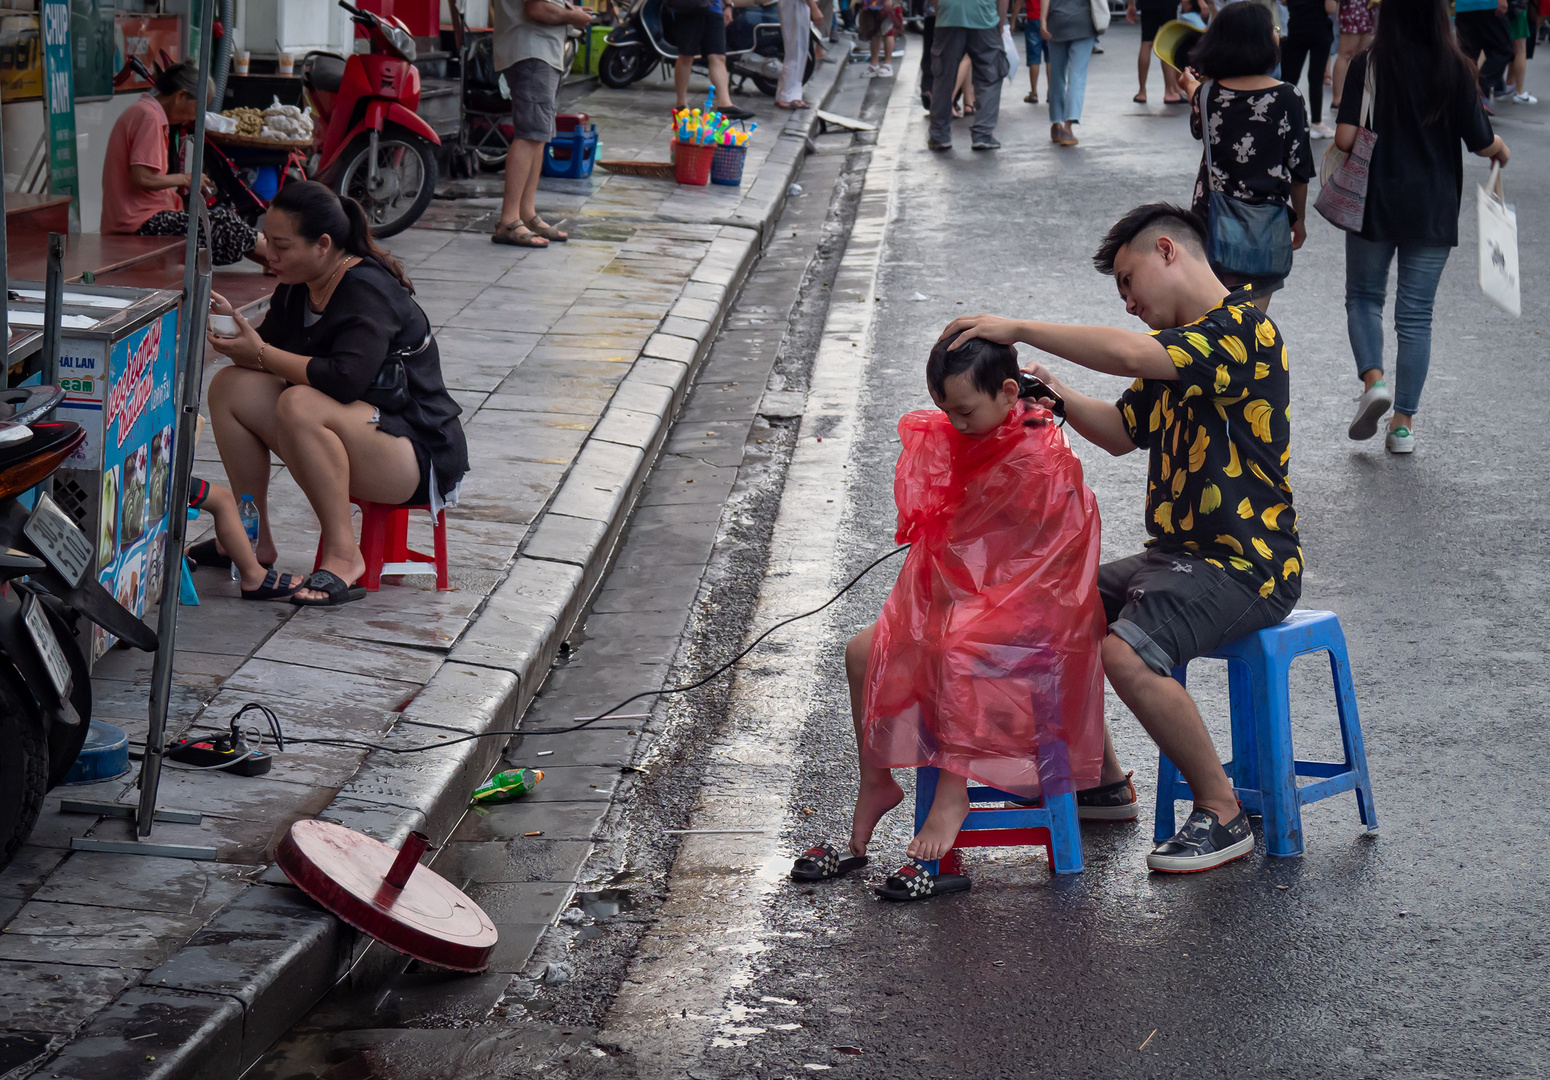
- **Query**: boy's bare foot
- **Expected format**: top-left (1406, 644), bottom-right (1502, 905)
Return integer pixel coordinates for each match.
top-left (850, 775), bottom-right (903, 858)
top-left (906, 778), bottom-right (971, 861)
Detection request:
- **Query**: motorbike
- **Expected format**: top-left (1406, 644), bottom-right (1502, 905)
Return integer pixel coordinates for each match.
top-left (0, 386), bottom-right (159, 871)
top-left (599, 0), bottom-right (822, 97)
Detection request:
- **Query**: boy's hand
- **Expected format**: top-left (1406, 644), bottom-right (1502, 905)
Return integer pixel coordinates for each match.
top-left (941, 313), bottom-right (1023, 350)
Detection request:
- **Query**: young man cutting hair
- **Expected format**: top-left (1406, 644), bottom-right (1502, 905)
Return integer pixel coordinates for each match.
top-left (941, 202), bottom-right (1303, 873)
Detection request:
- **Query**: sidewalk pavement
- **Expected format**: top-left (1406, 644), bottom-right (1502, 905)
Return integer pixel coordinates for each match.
top-left (0, 53), bottom-right (847, 1080)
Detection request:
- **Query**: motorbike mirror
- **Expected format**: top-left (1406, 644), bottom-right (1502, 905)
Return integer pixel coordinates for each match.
top-left (0, 424), bottom-right (33, 448)
top-left (0, 547), bottom-right (47, 572)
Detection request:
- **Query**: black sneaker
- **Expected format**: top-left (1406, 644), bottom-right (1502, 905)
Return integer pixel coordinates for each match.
top-left (928, 139), bottom-right (952, 152)
top-left (1147, 808), bottom-right (1254, 873)
top-left (1076, 772), bottom-right (1138, 821)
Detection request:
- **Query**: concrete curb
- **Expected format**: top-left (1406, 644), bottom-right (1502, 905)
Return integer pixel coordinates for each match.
top-left (27, 53), bottom-right (850, 1080)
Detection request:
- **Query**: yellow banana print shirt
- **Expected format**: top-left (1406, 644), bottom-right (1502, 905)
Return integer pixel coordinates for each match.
top-left (1116, 287), bottom-right (1303, 602)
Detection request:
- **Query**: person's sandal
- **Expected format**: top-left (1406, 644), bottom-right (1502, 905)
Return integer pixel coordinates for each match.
top-left (523, 215), bottom-right (569, 243)
top-left (492, 221), bottom-right (548, 248)
top-left (1024, 91), bottom-right (1038, 103)
top-left (290, 569), bottom-right (367, 607)
top-left (875, 858), bottom-right (971, 902)
top-left (790, 843), bottom-right (868, 882)
top-left (241, 569), bottom-right (304, 602)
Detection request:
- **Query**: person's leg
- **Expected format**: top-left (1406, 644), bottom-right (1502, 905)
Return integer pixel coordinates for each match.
top-left (956, 52), bottom-right (973, 111)
top-left (1388, 243), bottom-right (1452, 427)
top-left (778, 0), bottom-right (808, 103)
top-left (207, 366), bottom-right (285, 565)
top-left (967, 27), bottom-right (1004, 139)
top-left (1060, 35), bottom-right (1094, 135)
top-left (1344, 232), bottom-right (1394, 389)
top-left (1136, 38), bottom-right (1152, 100)
top-left (928, 26), bottom-right (965, 143)
top-left (906, 769), bottom-right (970, 861)
top-left (202, 483), bottom-right (300, 592)
top-left (1025, 18), bottom-right (1042, 97)
top-left (707, 53), bottom-right (735, 106)
top-left (845, 625), bottom-right (903, 857)
top-left (274, 388), bottom-right (420, 600)
top-left (882, 29), bottom-right (896, 70)
top-left (1102, 634), bottom-right (1239, 823)
top-left (1280, 34), bottom-right (1309, 114)
top-left (919, 12), bottom-right (936, 102)
top-left (1332, 30), bottom-right (1362, 107)
top-left (1477, 13), bottom-right (1513, 94)
top-left (1308, 31), bottom-right (1334, 123)
top-left (674, 53), bottom-right (694, 108)
top-left (1046, 37), bottom-right (1069, 129)
top-left (1509, 35), bottom-right (1528, 96)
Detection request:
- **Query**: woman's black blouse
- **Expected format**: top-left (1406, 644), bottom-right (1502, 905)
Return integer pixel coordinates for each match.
top-left (1190, 81), bottom-right (1315, 222)
top-left (1335, 53), bottom-right (1495, 248)
top-left (257, 258), bottom-right (469, 500)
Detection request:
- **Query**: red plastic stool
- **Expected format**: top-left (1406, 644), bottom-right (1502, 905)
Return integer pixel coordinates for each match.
top-left (314, 498), bottom-right (449, 591)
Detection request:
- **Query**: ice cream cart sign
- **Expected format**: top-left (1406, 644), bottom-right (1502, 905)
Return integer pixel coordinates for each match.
top-left (95, 309), bottom-right (176, 658)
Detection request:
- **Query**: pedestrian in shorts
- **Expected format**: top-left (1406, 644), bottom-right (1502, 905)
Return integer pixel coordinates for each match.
top-left (860, 0), bottom-right (902, 76)
top-left (1023, 0), bottom-right (1048, 102)
top-left (1126, 0), bottom-right (1185, 104)
top-left (665, 0), bottom-right (755, 118)
top-left (491, 0), bottom-right (594, 248)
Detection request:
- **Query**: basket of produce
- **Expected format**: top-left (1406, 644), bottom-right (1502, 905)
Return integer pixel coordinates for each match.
top-left (216, 97), bottom-right (314, 148)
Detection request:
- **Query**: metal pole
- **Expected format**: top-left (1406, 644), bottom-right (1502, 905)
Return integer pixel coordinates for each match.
top-left (139, 0), bottom-right (217, 837)
top-left (41, 234), bottom-right (64, 384)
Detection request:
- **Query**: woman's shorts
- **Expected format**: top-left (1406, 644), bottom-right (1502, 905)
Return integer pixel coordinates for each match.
top-left (503, 58), bottom-right (562, 143)
top-left (1508, 9), bottom-right (1530, 40)
top-left (858, 7), bottom-right (899, 40)
top-left (1337, 0), bottom-right (1373, 35)
top-left (1140, 4), bottom-right (1178, 42)
top-left (1023, 19), bottom-right (1045, 63)
top-left (666, 7), bottom-right (728, 57)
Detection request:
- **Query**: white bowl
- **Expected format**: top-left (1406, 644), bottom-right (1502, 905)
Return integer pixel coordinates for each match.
top-left (207, 313), bottom-right (239, 338)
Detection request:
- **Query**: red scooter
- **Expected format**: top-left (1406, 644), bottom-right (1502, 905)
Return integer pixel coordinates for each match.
top-left (302, 1), bottom-right (441, 237)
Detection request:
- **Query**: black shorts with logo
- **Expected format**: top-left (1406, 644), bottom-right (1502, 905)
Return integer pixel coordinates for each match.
top-left (667, 7), bottom-right (728, 58)
top-left (1099, 549), bottom-right (1298, 676)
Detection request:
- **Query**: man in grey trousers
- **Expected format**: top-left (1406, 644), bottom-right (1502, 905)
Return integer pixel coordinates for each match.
top-left (928, 0), bottom-right (1011, 150)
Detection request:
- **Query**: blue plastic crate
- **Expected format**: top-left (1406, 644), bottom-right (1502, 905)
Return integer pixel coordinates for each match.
top-left (542, 125), bottom-right (599, 179)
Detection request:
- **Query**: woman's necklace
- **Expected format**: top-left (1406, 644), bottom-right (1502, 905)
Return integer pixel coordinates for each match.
top-left (309, 255), bottom-right (356, 309)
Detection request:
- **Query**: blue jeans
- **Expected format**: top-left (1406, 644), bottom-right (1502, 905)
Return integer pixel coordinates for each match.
top-left (1046, 36), bottom-right (1095, 124)
top-left (1344, 234), bottom-right (1452, 417)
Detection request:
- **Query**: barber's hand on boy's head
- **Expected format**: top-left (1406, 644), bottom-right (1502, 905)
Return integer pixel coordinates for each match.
top-left (941, 313), bottom-right (1022, 351)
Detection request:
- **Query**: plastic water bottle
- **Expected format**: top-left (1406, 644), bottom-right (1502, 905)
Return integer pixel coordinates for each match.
top-left (231, 495), bottom-right (260, 581)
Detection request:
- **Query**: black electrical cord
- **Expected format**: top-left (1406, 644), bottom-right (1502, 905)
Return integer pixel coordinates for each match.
top-left (272, 544), bottom-right (912, 755)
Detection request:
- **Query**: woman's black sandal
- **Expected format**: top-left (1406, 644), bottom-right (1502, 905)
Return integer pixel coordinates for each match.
top-left (187, 538), bottom-right (273, 572)
top-left (290, 569), bottom-right (367, 607)
top-left (241, 569), bottom-right (304, 602)
top-left (875, 858), bottom-right (971, 902)
top-left (790, 843), bottom-right (868, 882)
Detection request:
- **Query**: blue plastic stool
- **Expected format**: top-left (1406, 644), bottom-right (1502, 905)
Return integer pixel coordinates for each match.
top-left (914, 766), bottom-right (1084, 877)
top-left (1155, 608), bottom-right (1378, 857)
top-left (179, 508), bottom-right (202, 607)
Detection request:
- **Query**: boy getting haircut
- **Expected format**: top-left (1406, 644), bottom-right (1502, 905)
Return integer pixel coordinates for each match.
top-left (925, 337), bottom-right (1021, 401)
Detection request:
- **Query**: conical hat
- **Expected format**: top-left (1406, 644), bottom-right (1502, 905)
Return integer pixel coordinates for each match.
top-left (1152, 19), bottom-right (1203, 73)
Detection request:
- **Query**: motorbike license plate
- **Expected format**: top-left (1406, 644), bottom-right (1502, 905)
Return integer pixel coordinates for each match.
top-left (23, 594), bottom-right (72, 698)
top-left (23, 493), bottom-right (92, 588)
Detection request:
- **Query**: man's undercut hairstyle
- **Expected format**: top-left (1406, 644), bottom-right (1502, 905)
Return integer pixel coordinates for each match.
top-left (1092, 203), bottom-right (1208, 277)
top-left (927, 336), bottom-right (1020, 401)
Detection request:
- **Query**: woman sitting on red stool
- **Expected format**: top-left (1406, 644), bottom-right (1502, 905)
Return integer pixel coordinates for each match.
top-left (203, 181), bottom-right (468, 606)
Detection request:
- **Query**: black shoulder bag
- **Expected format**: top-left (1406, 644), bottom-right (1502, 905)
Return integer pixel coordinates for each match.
top-left (361, 300), bottom-right (432, 413)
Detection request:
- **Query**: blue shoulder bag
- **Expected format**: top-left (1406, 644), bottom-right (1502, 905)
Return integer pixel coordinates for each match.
top-left (1201, 82), bottom-right (1294, 281)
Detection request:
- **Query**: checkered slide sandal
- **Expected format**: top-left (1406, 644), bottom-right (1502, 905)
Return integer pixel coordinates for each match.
top-left (875, 858), bottom-right (971, 902)
top-left (789, 843), bottom-right (869, 882)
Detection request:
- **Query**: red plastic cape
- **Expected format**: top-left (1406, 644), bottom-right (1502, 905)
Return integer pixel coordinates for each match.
top-left (862, 402), bottom-right (1106, 798)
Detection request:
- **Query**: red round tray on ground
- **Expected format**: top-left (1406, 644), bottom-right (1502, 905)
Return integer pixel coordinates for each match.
top-left (277, 820), bottom-right (498, 972)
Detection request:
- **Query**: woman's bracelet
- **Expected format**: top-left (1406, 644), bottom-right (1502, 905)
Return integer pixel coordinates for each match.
top-left (256, 342), bottom-right (268, 371)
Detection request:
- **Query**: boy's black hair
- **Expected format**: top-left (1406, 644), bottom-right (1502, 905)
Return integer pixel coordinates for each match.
top-left (926, 336), bottom-right (1020, 401)
top-left (1092, 203), bottom-right (1208, 276)
top-left (1188, 1), bottom-right (1279, 80)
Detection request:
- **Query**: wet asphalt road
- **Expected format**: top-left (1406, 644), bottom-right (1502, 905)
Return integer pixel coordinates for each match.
top-left (624, 27), bottom-right (1550, 1080)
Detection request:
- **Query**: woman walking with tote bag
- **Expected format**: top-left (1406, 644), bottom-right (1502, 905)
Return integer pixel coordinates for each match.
top-left (1335, 0), bottom-right (1510, 453)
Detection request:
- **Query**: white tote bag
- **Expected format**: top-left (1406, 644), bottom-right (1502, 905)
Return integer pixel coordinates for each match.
top-left (1001, 24), bottom-right (1019, 81)
top-left (1477, 162), bottom-right (1520, 317)
top-left (1090, 0), bottom-right (1112, 33)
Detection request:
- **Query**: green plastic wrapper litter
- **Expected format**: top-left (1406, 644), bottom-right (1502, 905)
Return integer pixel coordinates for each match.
top-left (470, 768), bottom-right (544, 809)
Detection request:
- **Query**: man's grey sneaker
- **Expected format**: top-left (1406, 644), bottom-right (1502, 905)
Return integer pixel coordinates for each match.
top-left (1077, 772), bottom-right (1139, 821)
top-left (1385, 425), bottom-right (1415, 454)
top-left (1348, 379), bottom-right (1393, 440)
top-left (971, 137), bottom-right (1002, 150)
top-left (928, 139), bottom-right (952, 152)
top-left (1147, 808), bottom-right (1254, 873)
